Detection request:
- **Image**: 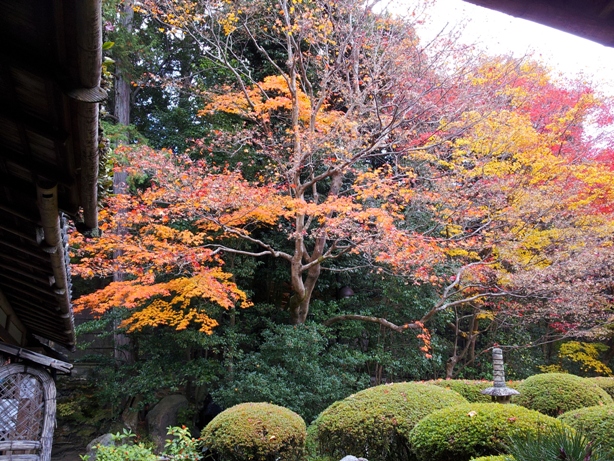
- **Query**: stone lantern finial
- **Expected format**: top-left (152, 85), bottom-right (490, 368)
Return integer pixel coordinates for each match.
top-left (481, 347), bottom-right (520, 404)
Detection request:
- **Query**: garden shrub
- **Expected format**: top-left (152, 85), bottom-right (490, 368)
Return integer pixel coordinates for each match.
top-left (586, 376), bottom-right (614, 399)
top-left (84, 427), bottom-right (201, 461)
top-left (506, 424), bottom-right (609, 461)
top-left (311, 382), bottom-right (468, 461)
top-left (213, 322), bottom-right (370, 423)
top-left (201, 402), bottom-right (306, 461)
top-left (558, 404), bottom-right (614, 459)
top-left (426, 379), bottom-right (493, 402)
top-left (409, 403), bottom-right (564, 461)
top-left (514, 373), bottom-right (613, 416)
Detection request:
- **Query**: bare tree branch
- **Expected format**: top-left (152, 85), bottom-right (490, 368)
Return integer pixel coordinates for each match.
top-left (323, 314), bottom-right (421, 332)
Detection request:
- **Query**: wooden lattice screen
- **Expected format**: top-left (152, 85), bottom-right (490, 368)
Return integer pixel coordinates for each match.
top-left (0, 364), bottom-right (56, 461)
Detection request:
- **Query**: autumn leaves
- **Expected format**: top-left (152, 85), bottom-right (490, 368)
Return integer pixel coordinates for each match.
top-left (72, 0), bottom-right (614, 345)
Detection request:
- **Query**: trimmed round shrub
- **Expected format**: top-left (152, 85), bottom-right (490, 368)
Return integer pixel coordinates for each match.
top-left (311, 382), bottom-right (468, 461)
top-left (428, 379), bottom-right (522, 403)
top-left (586, 376), bottom-right (614, 399)
top-left (514, 373), bottom-right (613, 416)
top-left (201, 402), bottom-right (306, 461)
top-left (558, 404), bottom-right (614, 459)
top-left (409, 403), bottom-right (564, 461)
top-left (426, 379), bottom-right (492, 402)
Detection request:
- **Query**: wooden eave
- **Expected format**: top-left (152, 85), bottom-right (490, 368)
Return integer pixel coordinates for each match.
top-left (0, 0), bottom-right (104, 352)
top-left (462, 0), bottom-right (614, 47)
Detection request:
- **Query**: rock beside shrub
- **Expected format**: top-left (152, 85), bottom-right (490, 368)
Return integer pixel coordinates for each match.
top-left (409, 403), bottom-right (564, 461)
top-left (311, 382), bottom-right (468, 461)
top-left (558, 404), bottom-right (614, 459)
top-left (146, 394), bottom-right (188, 452)
top-left (201, 402), bottom-right (306, 461)
top-left (514, 373), bottom-right (613, 416)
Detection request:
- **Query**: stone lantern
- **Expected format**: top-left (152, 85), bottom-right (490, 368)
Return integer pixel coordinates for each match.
top-left (481, 347), bottom-right (520, 404)
top-left (338, 286), bottom-right (355, 299)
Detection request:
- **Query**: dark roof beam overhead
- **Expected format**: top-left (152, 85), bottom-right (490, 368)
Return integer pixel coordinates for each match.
top-left (0, 0), bottom-right (103, 351)
top-left (1, 154), bottom-right (75, 188)
top-left (0, 204), bottom-right (39, 224)
top-left (0, 240), bottom-right (52, 263)
top-left (0, 224), bottom-right (38, 243)
top-left (0, 108), bottom-right (70, 143)
top-left (0, 263), bottom-right (53, 286)
top-left (599, 0), bottom-right (614, 18)
top-left (0, 286), bottom-right (55, 306)
top-left (462, 0), bottom-right (614, 48)
top-left (0, 272), bottom-right (59, 297)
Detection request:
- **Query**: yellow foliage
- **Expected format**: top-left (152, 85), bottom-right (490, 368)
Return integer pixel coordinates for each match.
top-left (475, 311), bottom-right (495, 321)
top-left (559, 341), bottom-right (613, 376)
top-left (201, 75), bottom-right (348, 134)
top-left (538, 364), bottom-right (566, 373)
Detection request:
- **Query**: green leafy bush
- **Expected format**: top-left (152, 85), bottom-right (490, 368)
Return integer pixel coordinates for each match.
top-left (213, 323), bottom-right (369, 423)
top-left (201, 402), bottom-right (306, 461)
top-left (163, 426), bottom-right (203, 460)
top-left (506, 424), bottom-right (608, 461)
top-left (409, 403), bottom-right (564, 461)
top-left (310, 382), bottom-right (468, 461)
top-left (586, 377), bottom-right (614, 399)
top-left (82, 427), bottom-right (201, 461)
top-left (514, 373), bottom-right (613, 416)
top-left (558, 405), bottom-right (614, 459)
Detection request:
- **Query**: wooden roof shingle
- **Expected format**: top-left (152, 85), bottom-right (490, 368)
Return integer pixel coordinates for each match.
top-left (0, 0), bottom-right (104, 352)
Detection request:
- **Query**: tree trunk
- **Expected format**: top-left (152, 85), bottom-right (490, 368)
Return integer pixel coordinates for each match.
top-left (288, 264), bottom-right (321, 324)
top-left (287, 172), bottom-right (342, 324)
top-left (115, 74), bottom-right (131, 126)
top-left (114, 0), bottom-right (133, 126)
top-left (113, 171), bottom-right (133, 364)
top-left (446, 357), bottom-right (458, 379)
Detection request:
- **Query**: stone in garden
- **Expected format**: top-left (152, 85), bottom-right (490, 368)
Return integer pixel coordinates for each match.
top-left (121, 395), bottom-right (143, 432)
top-left (84, 433), bottom-right (114, 460)
top-left (146, 394), bottom-right (189, 452)
top-left (481, 347), bottom-right (519, 403)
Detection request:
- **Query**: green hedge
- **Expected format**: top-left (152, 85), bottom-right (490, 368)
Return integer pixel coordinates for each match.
top-left (558, 404), bottom-right (614, 459)
top-left (201, 402), bottom-right (306, 461)
top-left (311, 382), bottom-right (468, 461)
top-left (427, 379), bottom-right (520, 403)
top-left (514, 373), bottom-right (613, 416)
top-left (586, 376), bottom-right (614, 399)
top-left (409, 403), bottom-right (564, 461)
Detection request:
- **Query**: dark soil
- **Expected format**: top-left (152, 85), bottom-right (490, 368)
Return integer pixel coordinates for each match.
top-left (51, 445), bottom-right (83, 461)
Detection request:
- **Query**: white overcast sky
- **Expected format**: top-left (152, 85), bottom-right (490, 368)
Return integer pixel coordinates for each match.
top-left (395, 0), bottom-right (614, 95)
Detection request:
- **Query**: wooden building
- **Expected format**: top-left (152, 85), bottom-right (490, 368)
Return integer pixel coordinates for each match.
top-left (0, 0), bottom-right (103, 459)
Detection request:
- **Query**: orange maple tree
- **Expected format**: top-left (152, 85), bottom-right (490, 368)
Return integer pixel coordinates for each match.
top-left (130, 0), bottom-right (529, 329)
top-left (71, 148), bottom-right (252, 334)
top-left (73, 1), bottom-right (614, 347)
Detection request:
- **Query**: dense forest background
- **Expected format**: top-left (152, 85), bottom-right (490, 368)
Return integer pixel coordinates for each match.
top-left (67, 0), bottom-right (614, 427)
